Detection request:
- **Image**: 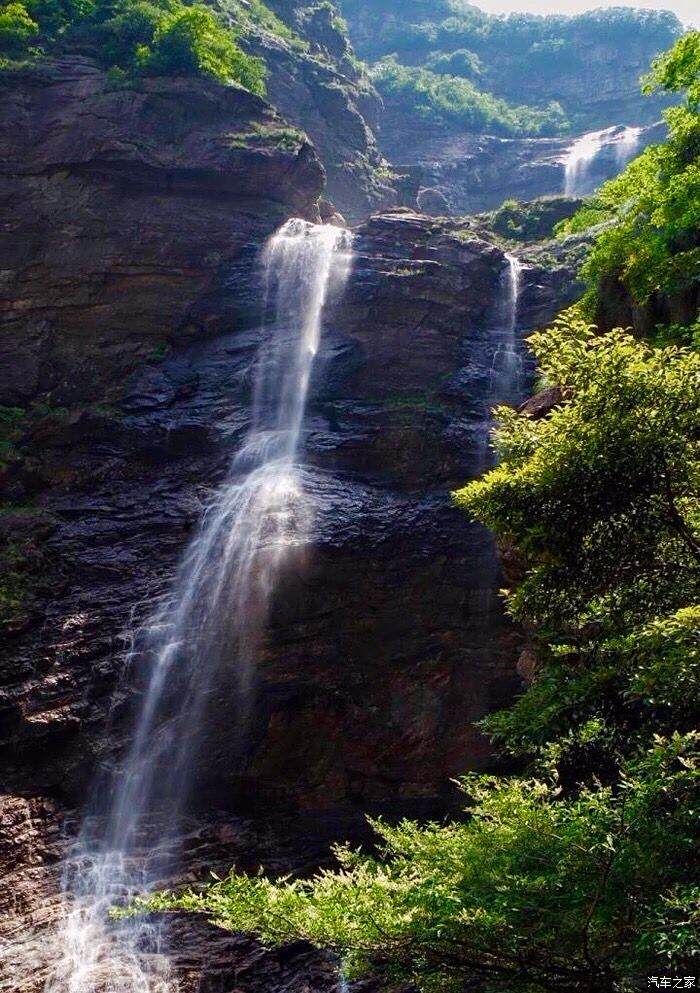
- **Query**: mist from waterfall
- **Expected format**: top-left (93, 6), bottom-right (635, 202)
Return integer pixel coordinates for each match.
top-left (35, 218), bottom-right (353, 993)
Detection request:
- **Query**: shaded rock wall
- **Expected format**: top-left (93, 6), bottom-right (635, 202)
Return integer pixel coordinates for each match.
top-left (0, 57), bottom-right (324, 408)
top-left (0, 206), bottom-right (581, 816)
top-left (231, 0), bottom-right (395, 219)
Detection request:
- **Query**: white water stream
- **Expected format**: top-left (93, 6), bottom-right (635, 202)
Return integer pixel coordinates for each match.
top-left (489, 253), bottom-right (522, 405)
top-left (564, 125), bottom-right (642, 196)
top-left (21, 219), bottom-right (353, 993)
top-left (564, 129), bottom-right (606, 196)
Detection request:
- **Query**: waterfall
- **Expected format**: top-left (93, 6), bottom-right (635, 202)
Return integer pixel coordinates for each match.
top-left (489, 253), bottom-right (522, 406)
top-left (563, 129), bottom-right (605, 196)
top-left (37, 218), bottom-right (353, 993)
top-left (615, 125), bottom-right (641, 168)
top-left (564, 125), bottom-right (643, 196)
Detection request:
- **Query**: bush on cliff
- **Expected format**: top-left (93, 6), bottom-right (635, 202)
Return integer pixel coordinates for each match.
top-left (0, 0), bottom-right (266, 91)
top-left (133, 736), bottom-right (699, 992)
top-left (370, 57), bottom-right (568, 137)
top-left (0, 1), bottom-right (37, 51)
top-left (130, 2), bottom-right (265, 88)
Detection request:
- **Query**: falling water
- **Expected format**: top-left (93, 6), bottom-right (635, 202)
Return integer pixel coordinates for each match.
top-left (489, 253), bottom-right (522, 406)
top-left (615, 125), bottom-right (642, 168)
top-left (33, 218), bottom-right (353, 993)
top-left (563, 129), bottom-right (605, 196)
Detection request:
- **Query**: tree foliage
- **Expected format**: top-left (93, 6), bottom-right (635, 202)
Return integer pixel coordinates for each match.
top-left (131, 736), bottom-right (699, 992)
top-left (339, 0), bottom-right (681, 129)
top-left (0, 0), bottom-right (37, 50)
top-left (0, 0), bottom-right (267, 90)
top-left (371, 57), bottom-right (567, 137)
top-left (458, 316), bottom-right (700, 776)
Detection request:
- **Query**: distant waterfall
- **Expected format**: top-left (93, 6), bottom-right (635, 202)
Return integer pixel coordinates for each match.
top-left (38, 219), bottom-right (354, 993)
top-left (564, 129), bottom-right (605, 196)
top-left (564, 125), bottom-right (643, 196)
top-left (475, 252), bottom-right (523, 478)
top-left (615, 125), bottom-right (642, 168)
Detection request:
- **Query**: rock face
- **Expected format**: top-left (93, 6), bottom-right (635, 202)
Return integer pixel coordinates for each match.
top-left (0, 201), bottom-right (585, 813)
top-left (236, 0), bottom-right (395, 219)
top-left (0, 56), bottom-right (324, 408)
top-left (0, 53), bottom-right (585, 989)
top-left (389, 122), bottom-right (667, 216)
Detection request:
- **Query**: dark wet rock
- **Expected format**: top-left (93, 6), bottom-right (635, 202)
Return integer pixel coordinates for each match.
top-left (0, 208), bottom-right (576, 811)
top-left (0, 56), bottom-right (324, 408)
top-left (518, 387), bottom-right (566, 420)
top-left (0, 200), bottom-right (581, 986)
top-left (416, 187), bottom-right (450, 215)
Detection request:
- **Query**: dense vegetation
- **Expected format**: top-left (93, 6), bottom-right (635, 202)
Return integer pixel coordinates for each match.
top-left (339, 0), bottom-right (681, 66)
top-left (481, 196), bottom-right (583, 244)
top-left (339, 0), bottom-right (682, 131)
top-left (0, 0), bottom-right (269, 89)
top-left (130, 33), bottom-right (700, 993)
top-left (371, 57), bottom-right (567, 137)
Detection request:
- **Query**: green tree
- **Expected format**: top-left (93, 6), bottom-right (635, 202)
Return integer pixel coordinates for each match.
top-left (457, 316), bottom-right (700, 776)
top-left (129, 736), bottom-right (699, 992)
top-left (0, 1), bottom-right (38, 52)
top-left (134, 3), bottom-right (265, 89)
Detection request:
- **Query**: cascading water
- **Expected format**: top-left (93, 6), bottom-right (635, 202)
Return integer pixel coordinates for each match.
top-left (31, 218), bottom-right (353, 993)
top-left (563, 129), bottom-right (605, 196)
top-left (489, 253), bottom-right (522, 407)
top-left (615, 125), bottom-right (642, 168)
top-left (564, 125), bottom-right (643, 196)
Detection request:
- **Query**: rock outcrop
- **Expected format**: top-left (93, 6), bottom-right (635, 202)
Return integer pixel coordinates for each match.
top-left (234, 0), bottom-right (395, 219)
top-left (389, 122), bottom-right (667, 216)
top-left (0, 56), bottom-right (324, 408)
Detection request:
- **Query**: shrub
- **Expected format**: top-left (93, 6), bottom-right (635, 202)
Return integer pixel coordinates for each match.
top-left (0, 1), bottom-right (38, 52)
top-left (135, 3), bottom-right (265, 90)
top-left (129, 737), bottom-right (699, 992)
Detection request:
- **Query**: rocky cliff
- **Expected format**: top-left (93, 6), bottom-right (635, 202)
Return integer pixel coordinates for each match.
top-left (227, 0), bottom-right (394, 219)
top-left (0, 56), bottom-right (324, 408)
top-left (388, 122), bottom-right (667, 216)
top-left (0, 46), bottom-right (587, 990)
